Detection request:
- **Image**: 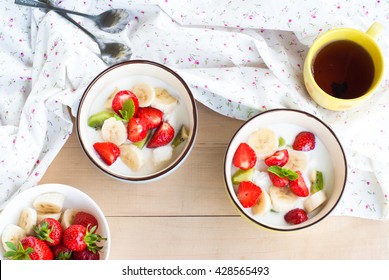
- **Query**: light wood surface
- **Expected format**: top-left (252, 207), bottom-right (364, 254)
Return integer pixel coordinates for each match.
top-left (40, 103), bottom-right (389, 259)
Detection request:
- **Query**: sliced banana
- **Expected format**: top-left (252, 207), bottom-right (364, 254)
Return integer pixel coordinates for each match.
top-left (269, 186), bottom-right (299, 212)
top-left (151, 87), bottom-right (178, 113)
top-left (132, 83), bottom-right (155, 107)
top-left (33, 192), bottom-right (65, 214)
top-left (120, 144), bottom-right (144, 171)
top-left (304, 190), bottom-right (327, 213)
top-left (37, 212), bottom-right (62, 224)
top-left (247, 128), bottom-right (278, 158)
top-left (101, 117), bottom-right (127, 146)
top-left (284, 150), bottom-right (308, 172)
top-left (18, 207), bottom-right (38, 235)
top-left (1, 224), bottom-right (26, 252)
top-left (251, 190), bottom-right (272, 216)
top-left (61, 208), bottom-right (78, 230)
top-left (104, 87), bottom-right (119, 109)
top-left (152, 145), bottom-right (173, 166)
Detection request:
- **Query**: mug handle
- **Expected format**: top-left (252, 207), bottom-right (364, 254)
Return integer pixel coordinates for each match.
top-left (366, 22), bottom-right (383, 40)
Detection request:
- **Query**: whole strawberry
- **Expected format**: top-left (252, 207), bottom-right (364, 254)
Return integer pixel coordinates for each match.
top-left (51, 243), bottom-right (72, 260)
top-left (34, 217), bottom-right (63, 246)
top-left (4, 236), bottom-right (53, 260)
top-left (72, 249), bottom-right (100, 260)
top-left (73, 211), bottom-right (99, 231)
top-left (63, 224), bottom-right (106, 253)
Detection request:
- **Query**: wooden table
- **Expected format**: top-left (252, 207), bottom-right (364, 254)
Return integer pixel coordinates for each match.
top-left (40, 103), bottom-right (389, 260)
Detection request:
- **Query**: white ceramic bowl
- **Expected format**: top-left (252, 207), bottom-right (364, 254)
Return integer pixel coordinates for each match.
top-left (0, 184), bottom-right (110, 260)
top-left (224, 109), bottom-right (347, 231)
top-left (77, 60), bottom-right (198, 182)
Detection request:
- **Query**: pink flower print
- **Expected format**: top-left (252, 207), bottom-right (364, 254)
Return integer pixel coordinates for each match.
top-left (194, 60), bottom-right (199, 65)
top-left (288, 19), bottom-right (292, 23)
top-left (20, 52), bottom-right (24, 57)
top-left (44, 53), bottom-right (48, 60)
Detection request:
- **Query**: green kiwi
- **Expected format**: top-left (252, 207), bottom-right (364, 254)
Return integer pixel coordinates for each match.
top-left (134, 130), bottom-right (152, 149)
top-left (87, 111), bottom-right (115, 129)
top-left (172, 125), bottom-right (189, 148)
top-left (231, 168), bottom-right (254, 185)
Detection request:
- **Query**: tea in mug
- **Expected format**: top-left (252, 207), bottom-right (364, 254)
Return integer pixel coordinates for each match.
top-left (311, 40), bottom-right (375, 99)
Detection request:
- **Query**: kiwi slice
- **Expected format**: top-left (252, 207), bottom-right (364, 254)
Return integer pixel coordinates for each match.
top-left (310, 170), bottom-right (324, 194)
top-left (172, 125), bottom-right (189, 148)
top-left (231, 168), bottom-right (254, 185)
top-left (134, 130), bottom-right (152, 149)
top-left (87, 111), bottom-right (115, 129)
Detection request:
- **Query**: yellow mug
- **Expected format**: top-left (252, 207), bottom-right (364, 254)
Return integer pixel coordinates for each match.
top-left (304, 22), bottom-right (384, 111)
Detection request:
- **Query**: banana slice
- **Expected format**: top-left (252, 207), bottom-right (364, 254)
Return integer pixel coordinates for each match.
top-left (304, 190), bottom-right (327, 213)
top-left (120, 144), bottom-right (144, 171)
top-left (33, 192), bottom-right (65, 214)
top-left (152, 145), bottom-right (173, 166)
top-left (284, 150), bottom-right (308, 172)
top-left (269, 186), bottom-right (299, 212)
top-left (1, 224), bottom-right (26, 252)
top-left (151, 87), bottom-right (178, 113)
top-left (104, 87), bottom-right (119, 109)
top-left (101, 117), bottom-right (127, 146)
top-left (251, 190), bottom-right (272, 216)
top-left (37, 212), bottom-right (62, 224)
top-left (247, 128), bottom-right (278, 158)
top-left (61, 209), bottom-right (78, 230)
top-left (132, 83), bottom-right (155, 107)
top-left (18, 207), bottom-right (38, 235)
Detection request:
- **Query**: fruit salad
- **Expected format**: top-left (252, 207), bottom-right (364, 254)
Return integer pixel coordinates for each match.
top-left (87, 79), bottom-right (189, 176)
top-left (230, 123), bottom-right (334, 227)
top-left (1, 192), bottom-right (107, 260)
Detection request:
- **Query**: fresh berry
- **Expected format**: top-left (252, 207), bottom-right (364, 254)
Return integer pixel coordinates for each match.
top-left (292, 131), bottom-right (316, 151)
top-left (137, 107), bottom-right (163, 129)
top-left (51, 243), bottom-right (72, 260)
top-left (34, 218), bottom-right (63, 247)
top-left (284, 208), bottom-right (308, 225)
top-left (4, 236), bottom-right (53, 260)
top-left (237, 181), bottom-right (262, 208)
top-left (128, 117), bottom-right (148, 143)
top-left (264, 149), bottom-right (289, 167)
top-left (268, 172), bottom-right (289, 188)
top-left (93, 142), bottom-right (120, 166)
top-left (111, 90), bottom-right (139, 117)
top-left (232, 143), bottom-right (257, 170)
top-left (62, 224), bottom-right (106, 253)
top-left (146, 121), bottom-right (175, 148)
top-left (73, 211), bottom-right (99, 231)
top-left (289, 171), bottom-right (309, 197)
top-left (72, 249), bottom-right (100, 260)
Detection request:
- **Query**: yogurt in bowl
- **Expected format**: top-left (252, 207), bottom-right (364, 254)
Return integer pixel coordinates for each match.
top-left (224, 109), bottom-right (347, 231)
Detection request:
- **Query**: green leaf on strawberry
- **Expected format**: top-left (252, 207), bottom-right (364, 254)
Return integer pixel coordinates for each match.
top-left (115, 99), bottom-right (135, 122)
top-left (267, 165), bottom-right (298, 181)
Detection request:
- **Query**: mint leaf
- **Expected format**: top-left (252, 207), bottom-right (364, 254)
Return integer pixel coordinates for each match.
top-left (118, 99), bottom-right (135, 122)
top-left (268, 166), bottom-right (298, 180)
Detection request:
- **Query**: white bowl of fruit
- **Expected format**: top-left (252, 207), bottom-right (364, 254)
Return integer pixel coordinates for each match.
top-left (224, 109), bottom-right (347, 231)
top-left (0, 184), bottom-right (110, 260)
top-left (76, 60), bottom-right (198, 182)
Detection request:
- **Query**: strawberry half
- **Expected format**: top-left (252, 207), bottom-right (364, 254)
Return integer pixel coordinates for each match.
top-left (93, 142), bottom-right (120, 166)
top-left (146, 121), bottom-right (175, 148)
top-left (111, 90), bottom-right (139, 117)
top-left (137, 107), bottom-right (163, 129)
top-left (268, 172), bottom-right (289, 188)
top-left (237, 181), bottom-right (262, 208)
top-left (264, 149), bottom-right (289, 167)
top-left (232, 143), bottom-right (257, 170)
top-left (292, 131), bottom-right (315, 151)
top-left (289, 171), bottom-right (309, 197)
top-left (284, 208), bottom-right (308, 225)
top-left (128, 117), bottom-right (148, 142)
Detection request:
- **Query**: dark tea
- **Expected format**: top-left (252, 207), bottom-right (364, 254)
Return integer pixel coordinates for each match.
top-left (312, 40), bottom-right (375, 99)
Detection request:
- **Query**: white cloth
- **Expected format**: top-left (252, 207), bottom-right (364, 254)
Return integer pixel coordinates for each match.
top-left (1, 0), bottom-right (388, 219)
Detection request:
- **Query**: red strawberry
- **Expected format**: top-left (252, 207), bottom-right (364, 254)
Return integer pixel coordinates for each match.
top-left (4, 236), bottom-right (53, 260)
top-left (292, 131), bottom-right (315, 151)
top-left (128, 117), bottom-right (148, 142)
top-left (63, 224), bottom-right (106, 253)
top-left (232, 143), bottom-right (257, 170)
top-left (268, 172), bottom-right (289, 187)
top-left (73, 211), bottom-right (98, 231)
top-left (284, 208), bottom-right (308, 225)
top-left (34, 217), bottom-right (63, 247)
top-left (264, 149), bottom-right (289, 167)
top-left (111, 90), bottom-right (139, 117)
top-left (51, 243), bottom-right (72, 260)
top-left (289, 171), bottom-right (309, 197)
top-left (237, 181), bottom-right (262, 208)
top-left (72, 249), bottom-right (100, 260)
top-left (93, 142), bottom-right (120, 166)
top-left (137, 107), bottom-right (163, 129)
top-left (146, 121), bottom-right (175, 148)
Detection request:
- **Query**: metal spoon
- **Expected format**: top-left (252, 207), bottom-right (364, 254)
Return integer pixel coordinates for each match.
top-left (15, 0), bottom-right (131, 33)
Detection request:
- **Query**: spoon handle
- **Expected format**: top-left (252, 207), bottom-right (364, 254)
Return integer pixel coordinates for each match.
top-left (14, 0), bottom-right (93, 19)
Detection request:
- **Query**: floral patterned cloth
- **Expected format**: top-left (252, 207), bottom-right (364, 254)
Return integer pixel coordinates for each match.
top-left (0, 0), bottom-right (388, 219)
